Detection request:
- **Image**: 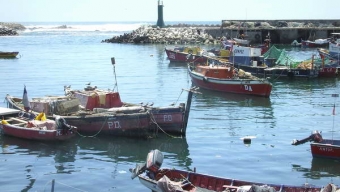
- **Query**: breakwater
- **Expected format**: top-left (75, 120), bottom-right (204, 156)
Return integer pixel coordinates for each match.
top-left (103, 20), bottom-right (340, 45)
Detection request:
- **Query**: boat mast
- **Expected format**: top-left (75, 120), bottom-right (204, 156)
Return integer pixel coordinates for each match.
top-left (331, 93), bottom-right (339, 142)
top-left (111, 57), bottom-right (119, 92)
top-left (182, 87), bottom-right (200, 135)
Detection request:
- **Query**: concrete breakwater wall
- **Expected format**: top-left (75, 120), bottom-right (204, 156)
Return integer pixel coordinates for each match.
top-left (103, 20), bottom-right (340, 45)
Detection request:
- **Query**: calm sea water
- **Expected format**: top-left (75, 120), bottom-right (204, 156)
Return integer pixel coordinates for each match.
top-left (0, 22), bottom-right (340, 192)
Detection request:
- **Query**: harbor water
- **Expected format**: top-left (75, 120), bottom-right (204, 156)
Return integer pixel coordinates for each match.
top-left (0, 22), bottom-right (340, 192)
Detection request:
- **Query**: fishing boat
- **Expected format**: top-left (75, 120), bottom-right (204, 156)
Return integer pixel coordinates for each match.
top-left (5, 57), bottom-right (198, 137)
top-left (316, 34), bottom-right (340, 77)
top-left (292, 94), bottom-right (340, 159)
top-left (233, 37), bottom-right (250, 45)
top-left (130, 149), bottom-right (338, 192)
top-left (187, 58), bottom-right (272, 97)
top-left (164, 46), bottom-right (209, 63)
top-left (0, 51), bottom-right (19, 58)
top-left (301, 39), bottom-right (329, 48)
top-left (0, 107), bottom-right (77, 141)
top-left (62, 85), bottom-right (196, 136)
top-left (318, 33), bottom-right (340, 60)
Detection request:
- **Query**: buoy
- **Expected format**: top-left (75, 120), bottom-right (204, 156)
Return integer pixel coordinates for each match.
top-left (243, 137), bottom-right (251, 144)
top-left (240, 136), bottom-right (256, 145)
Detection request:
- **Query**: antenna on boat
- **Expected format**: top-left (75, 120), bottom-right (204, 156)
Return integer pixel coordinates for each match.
top-left (331, 93), bottom-right (338, 142)
top-left (111, 57), bottom-right (119, 92)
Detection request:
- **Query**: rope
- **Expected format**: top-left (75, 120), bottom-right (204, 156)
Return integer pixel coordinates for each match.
top-left (76, 115), bottom-right (109, 138)
top-left (149, 111), bottom-right (178, 138)
top-left (43, 179), bottom-right (88, 192)
top-left (174, 89), bottom-right (184, 106)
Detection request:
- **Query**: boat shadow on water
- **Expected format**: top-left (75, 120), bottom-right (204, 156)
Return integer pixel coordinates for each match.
top-left (75, 135), bottom-right (191, 166)
top-left (0, 135), bottom-right (78, 163)
top-left (292, 158), bottom-right (340, 179)
top-left (195, 88), bottom-right (272, 108)
top-left (0, 134), bottom-right (191, 167)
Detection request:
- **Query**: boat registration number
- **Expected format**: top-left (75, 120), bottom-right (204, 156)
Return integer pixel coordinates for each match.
top-left (108, 121), bottom-right (121, 129)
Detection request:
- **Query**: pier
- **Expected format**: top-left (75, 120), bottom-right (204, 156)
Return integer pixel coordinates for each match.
top-left (205, 19), bottom-right (340, 44)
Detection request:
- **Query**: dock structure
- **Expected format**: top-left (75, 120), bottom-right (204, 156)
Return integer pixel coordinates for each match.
top-left (203, 19), bottom-right (340, 44)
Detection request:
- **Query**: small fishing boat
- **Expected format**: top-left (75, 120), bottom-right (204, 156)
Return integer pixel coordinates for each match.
top-left (301, 39), bottom-right (329, 48)
top-left (292, 94), bottom-right (340, 159)
top-left (233, 37), bottom-right (250, 45)
top-left (0, 51), bottom-right (19, 58)
top-left (164, 46), bottom-right (209, 63)
top-left (0, 107), bottom-right (77, 141)
top-left (130, 149), bottom-right (338, 192)
top-left (318, 33), bottom-right (340, 61)
top-left (187, 58), bottom-right (272, 97)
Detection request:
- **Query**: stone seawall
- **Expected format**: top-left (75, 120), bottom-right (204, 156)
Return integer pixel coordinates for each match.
top-left (103, 20), bottom-right (340, 45)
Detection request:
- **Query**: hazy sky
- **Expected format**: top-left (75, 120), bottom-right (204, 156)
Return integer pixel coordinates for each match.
top-left (1, 0), bottom-right (339, 22)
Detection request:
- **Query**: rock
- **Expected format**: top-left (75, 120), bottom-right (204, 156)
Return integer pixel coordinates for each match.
top-left (102, 25), bottom-right (218, 44)
top-left (0, 22), bottom-right (25, 36)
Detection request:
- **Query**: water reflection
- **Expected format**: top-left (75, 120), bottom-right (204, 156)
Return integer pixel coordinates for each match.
top-left (76, 135), bottom-right (192, 168)
top-left (0, 135), bottom-right (78, 191)
top-left (168, 61), bottom-right (188, 68)
top-left (195, 88), bottom-right (272, 108)
top-left (0, 135), bottom-right (77, 163)
top-left (292, 158), bottom-right (340, 180)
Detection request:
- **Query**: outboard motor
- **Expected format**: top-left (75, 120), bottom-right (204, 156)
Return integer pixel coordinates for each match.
top-left (130, 149), bottom-right (164, 179)
top-left (292, 130), bottom-right (323, 145)
top-left (55, 116), bottom-right (76, 133)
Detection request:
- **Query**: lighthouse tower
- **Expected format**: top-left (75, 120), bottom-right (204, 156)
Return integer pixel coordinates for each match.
top-left (156, 0), bottom-right (165, 28)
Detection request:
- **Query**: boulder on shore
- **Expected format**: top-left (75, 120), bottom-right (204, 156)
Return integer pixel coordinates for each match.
top-left (0, 22), bottom-right (25, 36)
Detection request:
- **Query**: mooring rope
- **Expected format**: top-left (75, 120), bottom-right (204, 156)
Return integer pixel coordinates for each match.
top-left (148, 110), bottom-right (183, 139)
top-left (76, 115), bottom-right (109, 138)
top-left (43, 179), bottom-right (88, 192)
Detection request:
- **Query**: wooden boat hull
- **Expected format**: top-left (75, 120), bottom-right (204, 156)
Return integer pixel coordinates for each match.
top-left (5, 93), bottom-right (190, 137)
top-left (5, 95), bottom-right (151, 137)
top-left (311, 139), bottom-right (340, 159)
top-left (133, 149), bottom-right (337, 192)
top-left (62, 113), bottom-right (151, 137)
top-left (0, 110), bottom-right (77, 141)
top-left (1, 124), bottom-right (76, 141)
top-left (318, 67), bottom-right (339, 78)
top-left (301, 40), bottom-right (328, 48)
top-left (0, 51), bottom-right (19, 58)
top-left (165, 48), bottom-right (206, 63)
top-left (138, 167), bottom-right (330, 192)
top-left (188, 66), bottom-right (272, 97)
top-left (263, 67), bottom-right (319, 79)
top-left (149, 107), bottom-right (186, 135)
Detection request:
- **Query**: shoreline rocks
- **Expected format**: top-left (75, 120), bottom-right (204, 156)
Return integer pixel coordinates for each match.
top-left (102, 25), bottom-right (221, 45)
top-left (0, 22), bottom-right (25, 36)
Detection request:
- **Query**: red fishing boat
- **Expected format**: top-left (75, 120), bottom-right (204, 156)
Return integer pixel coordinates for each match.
top-left (5, 57), bottom-right (197, 137)
top-left (63, 85), bottom-right (195, 136)
top-left (292, 94), bottom-right (340, 159)
top-left (130, 149), bottom-right (338, 192)
top-left (0, 107), bottom-right (77, 141)
top-left (188, 58), bottom-right (272, 97)
top-left (165, 46), bottom-right (208, 63)
top-left (301, 39), bottom-right (329, 48)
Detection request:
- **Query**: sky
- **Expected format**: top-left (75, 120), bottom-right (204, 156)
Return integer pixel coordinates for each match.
top-left (1, 0), bottom-right (339, 22)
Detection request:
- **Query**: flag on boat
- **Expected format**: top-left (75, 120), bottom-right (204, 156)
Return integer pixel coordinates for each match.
top-left (23, 85), bottom-right (31, 112)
